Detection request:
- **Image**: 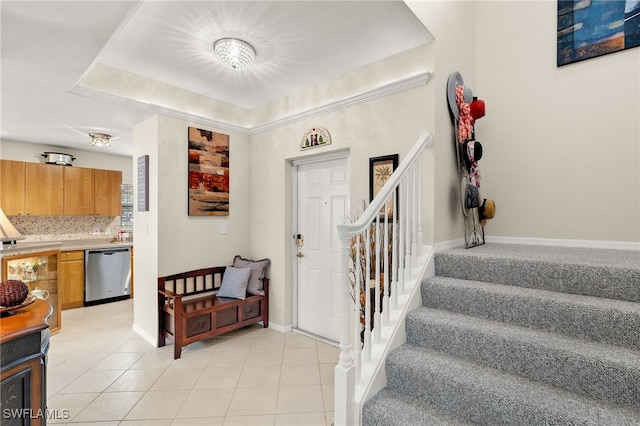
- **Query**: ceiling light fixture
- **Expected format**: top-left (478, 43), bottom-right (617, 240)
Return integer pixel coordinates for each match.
top-left (213, 38), bottom-right (255, 70)
top-left (89, 132), bottom-right (111, 147)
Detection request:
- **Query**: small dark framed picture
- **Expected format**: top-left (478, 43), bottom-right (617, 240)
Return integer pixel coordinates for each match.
top-left (369, 154), bottom-right (399, 217)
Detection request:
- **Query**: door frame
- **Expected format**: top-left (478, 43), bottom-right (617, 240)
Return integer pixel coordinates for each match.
top-left (290, 150), bottom-right (350, 332)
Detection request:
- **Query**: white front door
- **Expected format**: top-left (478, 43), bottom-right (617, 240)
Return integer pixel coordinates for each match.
top-left (296, 156), bottom-right (348, 342)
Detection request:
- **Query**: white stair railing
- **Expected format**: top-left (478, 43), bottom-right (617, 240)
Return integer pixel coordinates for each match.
top-left (335, 131), bottom-right (433, 426)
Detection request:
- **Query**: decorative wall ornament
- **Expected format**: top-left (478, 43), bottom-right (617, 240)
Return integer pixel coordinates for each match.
top-left (557, 0), bottom-right (640, 66)
top-left (188, 127), bottom-right (230, 216)
top-left (447, 71), bottom-right (493, 248)
top-left (300, 127), bottom-right (331, 150)
top-left (369, 154), bottom-right (398, 218)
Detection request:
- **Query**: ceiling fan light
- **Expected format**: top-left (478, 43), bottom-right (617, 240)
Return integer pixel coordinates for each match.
top-left (89, 132), bottom-right (111, 147)
top-left (214, 38), bottom-right (255, 70)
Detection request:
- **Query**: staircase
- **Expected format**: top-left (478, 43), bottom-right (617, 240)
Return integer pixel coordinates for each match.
top-left (362, 243), bottom-right (640, 425)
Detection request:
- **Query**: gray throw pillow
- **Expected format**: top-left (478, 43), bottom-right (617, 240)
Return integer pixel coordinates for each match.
top-left (217, 266), bottom-right (251, 300)
top-left (233, 255), bottom-right (270, 296)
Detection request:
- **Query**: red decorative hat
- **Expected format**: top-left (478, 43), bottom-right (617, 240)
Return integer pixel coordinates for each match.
top-left (470, 98), bottom-right (486, 123)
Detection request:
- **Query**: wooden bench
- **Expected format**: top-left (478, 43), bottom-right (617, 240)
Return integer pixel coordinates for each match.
top-left (157, 266), bottom-right (269, 359)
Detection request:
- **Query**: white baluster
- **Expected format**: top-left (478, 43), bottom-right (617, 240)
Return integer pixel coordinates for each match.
top-left (373, 218), bottom-right (381, 343)
top-left (383, 205), bottom-right (390, 325)
top-left (364, 228), bottom-right (372, 361)
top-left (391, 189), bottom-right (398, 310)
top-left (353, 234), bottom-right (362, 383)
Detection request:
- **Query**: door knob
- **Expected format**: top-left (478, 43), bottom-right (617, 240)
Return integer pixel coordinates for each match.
top-left (297, 252), bottom-right (305, 258)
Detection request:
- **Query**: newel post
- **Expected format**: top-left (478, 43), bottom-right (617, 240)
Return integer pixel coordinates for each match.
top-left (335, 225), bottom-right (355, 426)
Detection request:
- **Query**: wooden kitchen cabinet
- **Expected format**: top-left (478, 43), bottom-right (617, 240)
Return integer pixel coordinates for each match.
top-left (1, 160), bottom-right (120, 217)
top-left (59, 250), bottom-right (85, 310)
top-left (64, 167), bottom-right (95, 215)
top-left (64, 168), bottom-right (121, 216)
top-left (25, 163), bottom-right (64, 216)
top-left (0, 160), bottom-right (62, 216)
top-left (0, 159), bottom-right (26, 215)
top-left (94, 169), bottom-right (122, 216)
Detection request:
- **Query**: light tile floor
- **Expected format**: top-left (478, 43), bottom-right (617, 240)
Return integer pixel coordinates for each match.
top-left (47, 298), bottom-right (337, 425)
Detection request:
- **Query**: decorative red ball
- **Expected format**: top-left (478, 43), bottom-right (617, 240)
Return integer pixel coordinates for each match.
top-left (0, 280), bottom-right (30, 307)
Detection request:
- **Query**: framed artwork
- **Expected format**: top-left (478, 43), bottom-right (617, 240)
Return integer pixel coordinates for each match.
top-left (557, 0), bottom-right (640, 66)
top-left (137, 155), bottom-right (149, 212)
top-left (369, 154), bottom-right (399, 217)
top-left (187, 127), bottom-right (230, 216)
top-left (300, 127), bottom-right (332, 150)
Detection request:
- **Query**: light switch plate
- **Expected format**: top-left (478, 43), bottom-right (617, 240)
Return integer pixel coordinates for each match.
top-left (219, 223), bottom-right (228, 235)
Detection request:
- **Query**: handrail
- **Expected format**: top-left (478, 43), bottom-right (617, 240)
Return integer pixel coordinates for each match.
top-left (339, 130), bottom-right (433, 235)
top-left (334, 130), bottom-right (433, 426)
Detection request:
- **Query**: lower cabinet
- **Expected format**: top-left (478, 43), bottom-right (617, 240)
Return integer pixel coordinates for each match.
top-left (60, 251), bottom-right (85, 310)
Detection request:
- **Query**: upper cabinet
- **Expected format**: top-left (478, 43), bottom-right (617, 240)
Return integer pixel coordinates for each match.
top-left (0, 160), bottom-right (122, 217)
top-left (0, 160), bottom-right (26, 215)
top-left (64, 166), bottom-right (95, 215)
top-left (94, 169), bottom-right (122, 216)
top-left (26, 163), bottom-right (64, 216)
top-left (1, 160), bottom-right (64, 215)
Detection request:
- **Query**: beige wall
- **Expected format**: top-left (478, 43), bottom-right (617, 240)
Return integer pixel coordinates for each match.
top-left (475, 1), bottom-right (640, 242)
top-left (407, 0), bottom-right (640, 245)
top-left (132, 44), bottom-right (435, 333)
top-left (131, 115), bottom-right (159, 343)
top-left (132, 115), bottom-right (252, 342)
top-left (249, 81), bottom-right (434, 328)
top-left (406, 0), bottom-right (478, 244)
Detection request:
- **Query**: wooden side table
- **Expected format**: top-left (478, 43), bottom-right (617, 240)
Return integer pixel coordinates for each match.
top-left (1, 299), bottom-right (53, 426)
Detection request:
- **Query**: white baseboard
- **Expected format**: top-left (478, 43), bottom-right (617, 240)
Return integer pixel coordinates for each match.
top-left (267, 322), bottom-right (292, 334)
top-left (435, 236), bottom-right (639, 251)
top-left (132, 323), bottom-right (158, 348)
top-left (434, 239), bottom-right (465, 251)
top-left (485, 236), bottom-right (640, 251)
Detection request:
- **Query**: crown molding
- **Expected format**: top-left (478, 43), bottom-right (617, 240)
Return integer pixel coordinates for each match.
top-left (249, 71), bottom-right (432, 134)
top-left (70, 70), bottom-right (432, 136)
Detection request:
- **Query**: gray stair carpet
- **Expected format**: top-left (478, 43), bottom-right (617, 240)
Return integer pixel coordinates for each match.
top-left (362, 244), bottom-right (640, 426)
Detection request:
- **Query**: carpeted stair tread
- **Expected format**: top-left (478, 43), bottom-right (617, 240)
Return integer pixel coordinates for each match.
top-left (362, 387), bottom-right (478, 426)
top-left (406, 307), bottom-right (640, 410)
top-left (385, 343), bottom-right (640, 425)
top-left (435, 244), bottom-right (640, 268)
top-left (365, 244), bottom-right (640, 425)
top-left (422, 276), bottom-right (640, 350)
top-left (434, 244), bottom-right (640, 302)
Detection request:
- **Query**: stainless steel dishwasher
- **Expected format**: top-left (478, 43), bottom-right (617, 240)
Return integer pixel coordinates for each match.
top-left (84, 248), bottom-right (131, 306)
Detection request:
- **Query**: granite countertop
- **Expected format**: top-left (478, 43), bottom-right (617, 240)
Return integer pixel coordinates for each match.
top-left (0, 239), bottom-right (132, 255)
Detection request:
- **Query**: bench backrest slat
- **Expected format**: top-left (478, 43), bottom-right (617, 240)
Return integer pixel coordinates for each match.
top-left (159, 266), bottom-right (226, 297)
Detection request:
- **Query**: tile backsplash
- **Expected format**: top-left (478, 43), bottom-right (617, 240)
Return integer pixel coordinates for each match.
top-left (9, 216), bottom-right (121, 242)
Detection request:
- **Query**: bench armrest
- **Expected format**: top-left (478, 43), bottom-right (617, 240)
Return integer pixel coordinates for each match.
top-left (158, 288), bottom-right (181, 300)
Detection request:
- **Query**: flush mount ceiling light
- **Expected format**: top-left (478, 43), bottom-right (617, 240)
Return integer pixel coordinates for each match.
top-left (213, 38), bottom-right (255, 70)
top-left (89, 132), bottom-right (111, 147)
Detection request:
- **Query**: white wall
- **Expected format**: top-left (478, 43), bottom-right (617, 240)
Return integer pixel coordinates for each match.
top-left (475, 1), bottom-right (640, 243)
top-left (0, 139), bottom-right (133, 182)
top-left (405, 0), bottom-right (477, 244)
top-left (249, 48), bottom-right (435, 328)
top-left (132, 115), bottom-right (159, 344)
top-left (131, 114), bottom-right (252, 342)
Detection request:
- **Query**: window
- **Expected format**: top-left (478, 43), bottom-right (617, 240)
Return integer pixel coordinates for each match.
top-left (121, 183), bottom-right (133, 231)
